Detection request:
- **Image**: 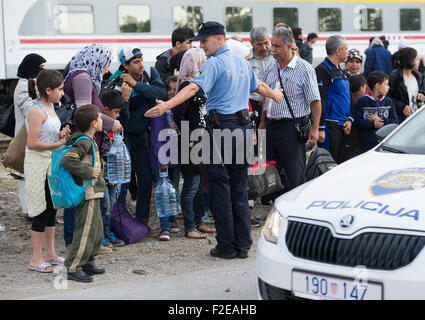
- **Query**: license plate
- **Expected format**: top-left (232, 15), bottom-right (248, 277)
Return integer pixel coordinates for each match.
top-left (292, 270), bottom-right (382, 300)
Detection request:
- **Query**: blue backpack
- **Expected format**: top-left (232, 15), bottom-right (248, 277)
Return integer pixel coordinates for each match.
top-left (48, 136), bottom-right (96, 208)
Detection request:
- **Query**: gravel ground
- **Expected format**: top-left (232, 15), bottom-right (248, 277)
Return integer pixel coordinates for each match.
top-left (0, 165), bottom-right (271, 300)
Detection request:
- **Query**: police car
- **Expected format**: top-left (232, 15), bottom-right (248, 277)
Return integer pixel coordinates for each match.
top-left (256, 106), bottom-right (425, 300)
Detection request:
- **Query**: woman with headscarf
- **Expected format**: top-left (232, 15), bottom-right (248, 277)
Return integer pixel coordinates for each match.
top-left (363, 37), bottom-right (392, 78)
top-left (63, 44), bottom-right (122, 255)
top-left (345, 49), bottom-right (363, 77)
top-left (172, 48), bottom-right (216, 239)
top-left (14, 53), bottom-right (46, 217)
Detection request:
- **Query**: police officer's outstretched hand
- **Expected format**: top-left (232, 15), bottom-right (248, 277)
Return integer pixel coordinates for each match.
top-left (145, 99), bottom-right (169, 118)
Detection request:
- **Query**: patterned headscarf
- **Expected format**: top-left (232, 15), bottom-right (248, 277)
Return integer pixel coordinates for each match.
top-left (65, 43), bottom-right (112, 93)
top-left (176, 48), bottom-right (206, 92)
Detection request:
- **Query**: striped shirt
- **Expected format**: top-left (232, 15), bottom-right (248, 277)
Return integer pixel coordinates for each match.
top-left (262, 54), bottom-right (321, 119)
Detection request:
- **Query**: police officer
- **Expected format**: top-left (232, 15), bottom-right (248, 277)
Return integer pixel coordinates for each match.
top-left (146, 22), bottom-right (283, 259)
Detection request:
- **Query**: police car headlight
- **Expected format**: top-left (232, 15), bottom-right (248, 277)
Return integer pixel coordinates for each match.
top-left (263, 207), bottom-right (283, 244)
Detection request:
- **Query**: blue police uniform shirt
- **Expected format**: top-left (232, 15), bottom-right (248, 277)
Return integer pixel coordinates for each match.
top-left (191, 45), bottom-right (259, 115)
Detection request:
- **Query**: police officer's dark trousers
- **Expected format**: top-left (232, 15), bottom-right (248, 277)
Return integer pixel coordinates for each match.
top-left (207, 119), bottom-right (252, 255)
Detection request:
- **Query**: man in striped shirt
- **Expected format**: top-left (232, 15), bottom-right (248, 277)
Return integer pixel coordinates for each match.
top-left (259, 26), bottom-right (322, 192)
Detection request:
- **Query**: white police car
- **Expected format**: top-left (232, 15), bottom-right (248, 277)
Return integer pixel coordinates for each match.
top-left (256, 106), bottom-right (425, 300)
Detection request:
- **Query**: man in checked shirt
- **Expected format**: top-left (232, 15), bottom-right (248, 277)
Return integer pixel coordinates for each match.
top-left (259, 26), bottom-right (322, 195)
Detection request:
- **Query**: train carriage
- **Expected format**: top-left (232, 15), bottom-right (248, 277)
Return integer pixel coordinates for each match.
top-left (0, 0), bottom-right (424, 85)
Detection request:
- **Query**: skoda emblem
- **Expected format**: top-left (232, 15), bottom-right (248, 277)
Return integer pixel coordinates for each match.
top-left (340, 215), bottom-right (355, 229)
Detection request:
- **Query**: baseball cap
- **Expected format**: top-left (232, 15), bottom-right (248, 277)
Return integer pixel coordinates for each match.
top-left (191, 21), bottom-right (226, 41)
top-left (118, 46), bottom-right (143, 70)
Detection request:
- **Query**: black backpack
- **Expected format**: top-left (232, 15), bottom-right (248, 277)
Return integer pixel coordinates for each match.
top-left (54, 93), bottom-right (76, 128)
top-left (0, 94), bottom-right (15, 137)
top-left (306, 148), bottom-right (337, 181)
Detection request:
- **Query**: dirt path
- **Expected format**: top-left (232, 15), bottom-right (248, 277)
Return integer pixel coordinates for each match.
top-left (0, 166), bottom-right (270, 299)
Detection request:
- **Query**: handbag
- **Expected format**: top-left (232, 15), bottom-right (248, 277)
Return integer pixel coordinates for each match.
top-left (277, 67), bottom-right (312, 143)
top-left (1, 124), bottom-right (27, 174)
top-left (0, 95), bottom-right (15, 137)
top-left (54, 93), bottom-right (76, 128)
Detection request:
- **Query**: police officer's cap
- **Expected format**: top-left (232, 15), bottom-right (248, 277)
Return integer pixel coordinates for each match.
top-left (191, 21), bottom-right (226, 41)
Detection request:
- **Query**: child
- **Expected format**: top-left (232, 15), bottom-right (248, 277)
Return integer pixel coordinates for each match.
top-left (348, 74), bottom-right (368, 158)
top-left (25, 69), bottom-right (70, 273)
top-left (62, 104), bottom-right (106, 283)
top-left (354, 71), bottom-right (398, 153)
top-left (150, 75), bottom-right (180, 241)
top-left (99, 86), bottom-right (132, 248)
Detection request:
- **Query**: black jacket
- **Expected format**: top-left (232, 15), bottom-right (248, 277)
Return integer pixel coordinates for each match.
top-left (155, 49), bottom-right (173, 82)
top-left (387, 68), bottom-right (425, 123)
top-left (173, 81), bottom-right (207, 176)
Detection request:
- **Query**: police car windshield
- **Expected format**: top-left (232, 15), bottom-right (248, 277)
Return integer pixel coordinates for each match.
top-left (379, 108), bottom-right (425, 155)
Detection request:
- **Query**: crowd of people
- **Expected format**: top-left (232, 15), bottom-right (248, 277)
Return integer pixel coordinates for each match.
top-left (11, 20), bottom-right (425, 282)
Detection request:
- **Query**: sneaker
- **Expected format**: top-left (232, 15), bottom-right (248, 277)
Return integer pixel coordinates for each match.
top-left (159, 230), bottom-right (170, 241)
top-left (106, 232), bottom-right (125, 247)
top-left (170, 220), bottom-right (180, 233)
top-left (251, 218), bottom-right (261, 229)
top-left (102, 236), bottom-right (113, 248)
top-left (202, 213), bottom-right (214, 223)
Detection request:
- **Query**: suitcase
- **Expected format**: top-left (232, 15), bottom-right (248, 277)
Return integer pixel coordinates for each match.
top-left (110, 202), bottom-right (149, 244)
top-left (306, 148), bottom-right (337, 181)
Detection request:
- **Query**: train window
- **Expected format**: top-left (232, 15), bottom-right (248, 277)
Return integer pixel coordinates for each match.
top-left (225, 7), bottom-right (252, 32)
top-left (273, 8), bottom-right (299, 28)
top-left (174, 6), bottom-right (203, 30)
top-left (400, 9), bottom-right (421, 31)
top-left (56, 5), bottom-right (94, 34)
top-left (360, 8), bottom-right (383, 31)
top-left (119, 5), bottom-right (151, 33)
top-left (318, 8), bottom-right (342, 32)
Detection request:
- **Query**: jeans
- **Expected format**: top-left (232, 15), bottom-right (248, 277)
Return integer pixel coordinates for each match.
top-left (100, 184), bottom-right (119, 234)
top-left (63, 208), bottom-right (76, 247)
top-left (152, 167), bottom-right (180, 231)
top-left (181, 174), bottom-right (203, 233)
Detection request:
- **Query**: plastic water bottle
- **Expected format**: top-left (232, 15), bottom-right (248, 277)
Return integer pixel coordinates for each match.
top-left (154, 168), bottom-right (178, 218)
top-left (166, 110), bottom-right (180, 135)
top-left (107, 134), bottom-right (131, 184)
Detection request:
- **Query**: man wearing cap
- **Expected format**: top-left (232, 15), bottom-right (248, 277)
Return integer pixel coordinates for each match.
top-left (115, 47), bottom-right (167, 228)
top-left (146, 22), bottom-right (283, 259)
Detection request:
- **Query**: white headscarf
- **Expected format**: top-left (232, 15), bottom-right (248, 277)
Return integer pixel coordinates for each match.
top-left (65, 43), bottom-right (112, 93)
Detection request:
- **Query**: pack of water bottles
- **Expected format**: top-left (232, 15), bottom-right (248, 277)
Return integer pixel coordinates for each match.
top-left (107, 133), bottom-right (131, 184)
top-left (154, 168), bottom-right (179, 218)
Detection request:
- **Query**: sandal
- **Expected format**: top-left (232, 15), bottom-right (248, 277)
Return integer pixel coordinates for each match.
top-left (46, 256), bottom-right (65, 266)
top-left (197, 224), bottom-right (216, 234)
top-left (28, 262), bottom-right (54, 273)
top-left (185, 229), bottom-right (208, 239)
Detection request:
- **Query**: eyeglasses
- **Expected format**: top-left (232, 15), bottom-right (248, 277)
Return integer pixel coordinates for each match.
top-left (254, 41), bottom-right (270, 48)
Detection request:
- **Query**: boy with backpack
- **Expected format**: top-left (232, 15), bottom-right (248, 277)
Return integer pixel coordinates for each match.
top-left (62, 104), bottom-right (107, 283)
top-left (354, 71), bottom-right (398, 153)
top-left (99, 87), bottom-right (132, 248)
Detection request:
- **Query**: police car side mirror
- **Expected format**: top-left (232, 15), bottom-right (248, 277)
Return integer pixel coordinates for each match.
top-left (376, 123), bottom-right (398, 141)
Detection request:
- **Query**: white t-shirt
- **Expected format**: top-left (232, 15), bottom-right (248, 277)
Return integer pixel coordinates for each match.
top-left (404, 75), bottom-right (419, 112)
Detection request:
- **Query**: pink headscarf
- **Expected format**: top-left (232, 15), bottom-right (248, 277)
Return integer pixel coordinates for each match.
top-left (176, 48), bottom-right (206, 92)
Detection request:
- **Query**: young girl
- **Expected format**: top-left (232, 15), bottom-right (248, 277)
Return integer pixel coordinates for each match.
top-left (25, 69), bottom-right (71, 273)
